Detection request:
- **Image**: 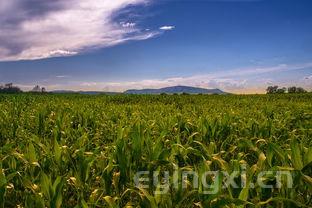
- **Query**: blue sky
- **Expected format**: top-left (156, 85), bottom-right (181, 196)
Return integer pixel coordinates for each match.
top-left (0, 0), bottom-right (311, 93)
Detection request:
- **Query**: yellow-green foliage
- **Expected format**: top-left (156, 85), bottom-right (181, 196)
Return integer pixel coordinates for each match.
top-left (0, 93), bottom-right (311, 207)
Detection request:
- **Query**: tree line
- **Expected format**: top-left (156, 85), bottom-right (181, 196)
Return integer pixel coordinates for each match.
top-left (0, 83), bottom-right (48, 93)
top-left (266, 86), bottom-right (307, 94)
top-left (0, 83), bottom-right (22, 93)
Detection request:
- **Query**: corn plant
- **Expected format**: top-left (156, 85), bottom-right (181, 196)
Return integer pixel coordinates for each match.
top-left (0, 93), bottom-right (311, 207)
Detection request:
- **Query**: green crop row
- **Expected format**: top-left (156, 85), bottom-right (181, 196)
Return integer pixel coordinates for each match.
top-left (0, 93), bottom-right (311, 207)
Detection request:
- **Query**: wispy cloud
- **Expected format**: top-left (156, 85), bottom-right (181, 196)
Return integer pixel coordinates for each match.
top-left (120, 22), bottom-right (136, 28)
top-left (0, 0), bottom-right (157, 61)
top-left (55, 75), bottom-right (70, 78)
top-left (304, 75), bottom-right (312, 80)
top-left (212, 63), bottom-right (312, 78)
top-left (159, 25), bottom-right (175, 31)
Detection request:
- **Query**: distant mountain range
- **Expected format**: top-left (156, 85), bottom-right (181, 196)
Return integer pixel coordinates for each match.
top-left (51, 86), bottom-right (227, 95)
top-left (124, 86), bottom-right (226, 94)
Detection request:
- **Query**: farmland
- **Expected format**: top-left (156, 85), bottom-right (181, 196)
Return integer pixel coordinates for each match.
top-left (0, 93), bottom-right (311, 207)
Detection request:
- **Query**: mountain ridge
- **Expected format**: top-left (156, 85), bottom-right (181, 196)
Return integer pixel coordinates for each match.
top-left (124, 85), bottom-right (226, 94)
top-left (50, 86), bottom-right (227, 95)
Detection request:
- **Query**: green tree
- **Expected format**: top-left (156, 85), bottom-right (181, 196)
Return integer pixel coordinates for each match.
top-left (276, 87), bottom-right (286, 94)
top-left (288, 86), bottom-right (307, 93)
top-left (266, 86), bottom-right (279, 94)
top-left (0, 83), bottom-right (22, 93)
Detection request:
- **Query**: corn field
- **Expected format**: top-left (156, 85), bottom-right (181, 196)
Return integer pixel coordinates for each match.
top-left (0, 93), bottom-right (311, 207)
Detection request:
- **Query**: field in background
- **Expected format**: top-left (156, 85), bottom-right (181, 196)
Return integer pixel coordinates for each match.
top-left (0, 94), bottom-right (311, 207)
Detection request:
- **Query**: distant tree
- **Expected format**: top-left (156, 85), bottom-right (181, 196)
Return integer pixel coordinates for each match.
top-left (276, 87), bottom-right (286, 94)
top-left (266, 86), bottom-right (279, 94)
top-left (296, 87), bottom-right (306, 93)
top-left (267, 86), bottom-right (307, 94)
top-left (32, 85), bottom-right (41, 92)
top-left (288, 86), bottom-right (297, 93)
top-left (288, 86), bottom-right (307, 93)
top-left (5, 83), bottom-right (13, 88)
top-left (0, 83), bottom-right (22, 93)
top-left (32, 85), bottom-right (47, 93)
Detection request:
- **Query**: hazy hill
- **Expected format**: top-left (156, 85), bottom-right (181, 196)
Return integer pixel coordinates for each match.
top-left (124, 85), bottom-right (226, 94)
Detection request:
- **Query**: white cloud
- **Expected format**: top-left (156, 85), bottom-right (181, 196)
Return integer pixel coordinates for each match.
top-left (55, 75), bottom-right (70, 78)
top-left (0, 0), bottom-right (157, 61)
top-left (49, 50), bottom-right (78, 57)
top-left (159, 25), bottom-right (175, 31)
top-left (213, 63), bottom-right (312, 78)
top-left (121, 22), bottom-right (136, 28)
top-left (81, 82), bottom-right (98, 87)
top-left (304, 75), bottom-right (312, 80)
